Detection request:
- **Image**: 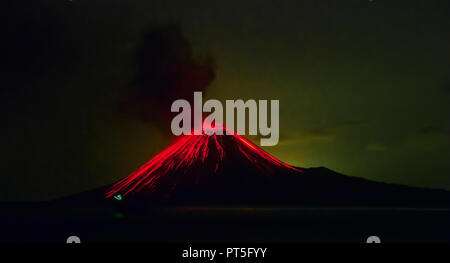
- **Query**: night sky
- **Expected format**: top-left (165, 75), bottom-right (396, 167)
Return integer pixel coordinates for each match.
top-left (2, 0), bottom-right (449, 201)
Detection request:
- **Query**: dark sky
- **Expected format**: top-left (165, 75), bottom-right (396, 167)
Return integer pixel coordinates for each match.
top-left (2, 0), bottom-right (449, 201)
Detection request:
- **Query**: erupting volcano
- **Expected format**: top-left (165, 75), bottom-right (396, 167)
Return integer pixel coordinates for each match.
top-left (105, 124), bottom-right (302, 204)
top-left (61, 124), bottom-right (449, 207)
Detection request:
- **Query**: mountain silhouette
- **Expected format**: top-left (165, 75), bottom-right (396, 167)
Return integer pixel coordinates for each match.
top-left (61, 125), bottom-right (449, 207)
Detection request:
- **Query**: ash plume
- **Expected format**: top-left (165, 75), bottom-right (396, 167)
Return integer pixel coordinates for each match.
top-left (121, 24), bottom-right (215, 133)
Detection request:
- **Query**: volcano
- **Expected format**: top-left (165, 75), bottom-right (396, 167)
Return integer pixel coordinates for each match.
top-left (64, 125), bottom-right (449, 207)
top-left (105, 124), bottom-right (303, 204)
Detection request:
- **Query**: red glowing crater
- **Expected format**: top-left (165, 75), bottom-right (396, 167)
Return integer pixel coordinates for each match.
top-left (106, 123), bottom-right (301, 198)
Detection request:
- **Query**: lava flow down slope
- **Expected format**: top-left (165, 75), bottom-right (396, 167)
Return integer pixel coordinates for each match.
top-left (81, 124), bottom-right (450, 207)
top-left (105, 125), bottom-right (303, 205)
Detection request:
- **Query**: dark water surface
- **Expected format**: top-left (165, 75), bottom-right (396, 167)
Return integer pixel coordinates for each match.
top-left (1, 204), bottom-right (448, 242)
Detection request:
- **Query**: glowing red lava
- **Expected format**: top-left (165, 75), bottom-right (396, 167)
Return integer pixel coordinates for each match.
top-left (106, 123), bottom-right (301, 198)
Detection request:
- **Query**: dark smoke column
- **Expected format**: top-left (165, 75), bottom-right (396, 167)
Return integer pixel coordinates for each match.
top-left (121, 24), bottom-right (215, 134)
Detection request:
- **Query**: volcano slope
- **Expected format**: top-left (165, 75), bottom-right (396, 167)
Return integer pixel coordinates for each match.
top-left (63, 126), bottom-right (449, 208)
